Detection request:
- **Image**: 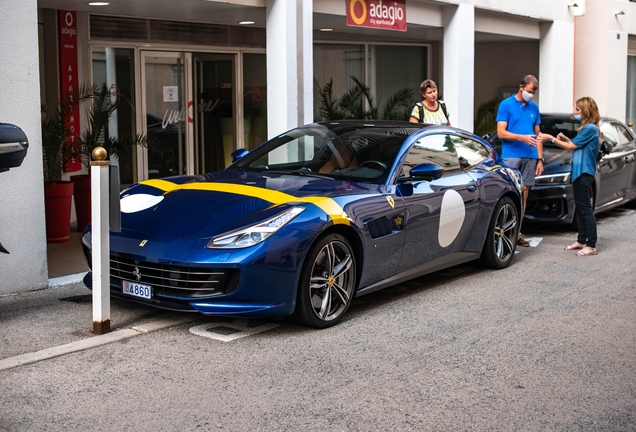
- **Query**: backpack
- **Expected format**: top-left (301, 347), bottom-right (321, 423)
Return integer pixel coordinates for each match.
top-left (415, 101), bottom-right (449, 123)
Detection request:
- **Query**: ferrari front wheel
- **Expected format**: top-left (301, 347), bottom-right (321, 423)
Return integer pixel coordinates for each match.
top-left (482, 197), bottom-right (519, 269)
top-left (293, 233), bottom-right (357, 329)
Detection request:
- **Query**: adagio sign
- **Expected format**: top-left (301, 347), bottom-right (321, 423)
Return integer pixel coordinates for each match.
top-left (346, 0), bottom-right (407, 32)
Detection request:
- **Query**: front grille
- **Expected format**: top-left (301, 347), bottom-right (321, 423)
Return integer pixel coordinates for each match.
top-left (110, 255), bottom-right (239, 299)
top-left (527, 198), bottom-right (566, 218)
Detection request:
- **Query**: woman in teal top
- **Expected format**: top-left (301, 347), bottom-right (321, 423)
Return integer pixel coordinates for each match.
top-left (539, 97), bottom-right (600, 256)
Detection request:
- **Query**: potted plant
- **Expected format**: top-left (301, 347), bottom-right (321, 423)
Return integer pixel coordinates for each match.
top-left (41, 84), bottom-right (95, 242)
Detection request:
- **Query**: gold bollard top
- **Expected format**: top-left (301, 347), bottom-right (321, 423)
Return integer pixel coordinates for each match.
top-left (629, 122), bottom-right (633, 128)
top-left (91, 146), bottom-right (110, 166)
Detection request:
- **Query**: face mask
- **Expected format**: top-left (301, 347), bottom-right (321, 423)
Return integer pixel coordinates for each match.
top-left (521, 91), bottom-right (534, 102)
top-left (574, 114), bottom-right (581, 121)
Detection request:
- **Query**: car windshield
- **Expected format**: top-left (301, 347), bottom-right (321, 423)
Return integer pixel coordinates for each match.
top-left (539, 116), bottom-right (581, 147)
top-left (231, 123), bottom-right (419, 184)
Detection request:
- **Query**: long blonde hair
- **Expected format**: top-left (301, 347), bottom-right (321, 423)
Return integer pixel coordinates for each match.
top-left (576, 97), bottom-right (600, 131)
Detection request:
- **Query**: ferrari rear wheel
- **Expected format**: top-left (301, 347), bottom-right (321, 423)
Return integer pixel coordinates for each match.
top-left (294, 233), bottom-right (357, 329)
top-left (482, 197), bottom-right (519, 269)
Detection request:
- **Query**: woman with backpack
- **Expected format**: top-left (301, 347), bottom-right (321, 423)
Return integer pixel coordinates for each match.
top-left (409, 79), bottom-right (452, 126)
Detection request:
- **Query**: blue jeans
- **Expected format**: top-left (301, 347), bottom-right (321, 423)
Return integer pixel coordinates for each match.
top-left (573, 173), bottom-right (597, 248)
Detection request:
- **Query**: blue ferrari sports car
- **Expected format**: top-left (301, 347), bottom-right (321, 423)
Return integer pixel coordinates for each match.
top-left (82, 121), bottom-right (523, 328)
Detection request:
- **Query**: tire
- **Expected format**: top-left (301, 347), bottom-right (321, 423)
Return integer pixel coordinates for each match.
top-left (293, 233), bottom-right (357, 329)
top-left (482, 197), bottom-right (519, 269)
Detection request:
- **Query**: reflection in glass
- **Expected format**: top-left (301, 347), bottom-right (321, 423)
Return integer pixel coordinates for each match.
top-left (92, 47), bottom-right (136, 187)
top-left (243, 53), bottom-right (268, 151)
top-left (144, 55), bottom-right (186, 179)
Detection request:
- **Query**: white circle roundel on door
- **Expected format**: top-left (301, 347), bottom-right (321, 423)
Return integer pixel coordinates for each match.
top-left (438, 189), bottom-right (466, 248)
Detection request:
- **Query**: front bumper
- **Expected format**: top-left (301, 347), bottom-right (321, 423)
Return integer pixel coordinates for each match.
top-left (524, 183), bottom-right (576, 224)
top-left (81, 225), bottom-right (317, 318)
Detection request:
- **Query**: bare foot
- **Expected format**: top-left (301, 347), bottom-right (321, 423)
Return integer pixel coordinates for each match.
top-left (564, 242), bottom-right (585, 250)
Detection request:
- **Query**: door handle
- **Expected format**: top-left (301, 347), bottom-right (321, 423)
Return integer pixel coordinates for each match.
top-left (466, 185), bottom-right (476, 192)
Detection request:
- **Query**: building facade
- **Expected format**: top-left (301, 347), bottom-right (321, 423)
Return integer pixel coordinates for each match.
top-left (1, 0), bottom-right (635, 294)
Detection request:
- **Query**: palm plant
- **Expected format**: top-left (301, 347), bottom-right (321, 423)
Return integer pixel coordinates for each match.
top-left (315, 76), bottom-right (414, 121)
top-left (79, 84), bottom-right (168, 168)
top-left (474, 96), bottom-right (501, 137)
top-left (41, 83), bottom-right (96, 184)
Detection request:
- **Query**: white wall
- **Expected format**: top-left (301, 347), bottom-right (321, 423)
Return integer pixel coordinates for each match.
top-left (539, 20), bottom-right (575, 113)
top-left (266, 0), bottom-right (313, 138)
top-left (0, 0), bottom-right (48, 294)
top-left (575, 0), bottom-right (630, 121)
top-left (443, 3), bottom-right (475, 132)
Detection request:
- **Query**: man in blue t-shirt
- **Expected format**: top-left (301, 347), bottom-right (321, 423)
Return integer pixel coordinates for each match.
top-left (496, 74), bottom-right (544, 247)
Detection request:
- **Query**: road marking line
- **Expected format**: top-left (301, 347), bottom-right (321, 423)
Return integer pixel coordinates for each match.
top-left (598, 217), bottom-right (616, 224)
top-left (523, 237), bottom-right (543, 247)
top-left (189, 319), bottom-right (280, 342)
top-left (0, 317), bottom-right (194, 371)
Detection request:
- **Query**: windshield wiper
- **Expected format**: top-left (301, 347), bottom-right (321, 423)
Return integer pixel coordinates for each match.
top-left (266, 170), bottom-right (333, 180)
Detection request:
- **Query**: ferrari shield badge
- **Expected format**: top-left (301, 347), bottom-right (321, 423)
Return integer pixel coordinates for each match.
top-left (386, 196), bottom-right (395, 209)
top-left (139, 240), bottom-right (148, 247)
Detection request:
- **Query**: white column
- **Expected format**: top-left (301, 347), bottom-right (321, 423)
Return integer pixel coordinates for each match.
top-left (265, 0), bottom-right (313, 139)
top-left (575, 0), bottom-right (629, 120)
top-left (442, 4), bottom-right (475, 132)
top-left (0, 0), bottom-right (48, 294)
top-left (539, 20), bottom-right (575, 113)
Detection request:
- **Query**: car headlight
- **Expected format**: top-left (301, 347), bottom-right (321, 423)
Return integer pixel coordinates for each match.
top-left (535, 172), bottom-right (571, 184)
top-left (207, 207), bottom-right (305, 249)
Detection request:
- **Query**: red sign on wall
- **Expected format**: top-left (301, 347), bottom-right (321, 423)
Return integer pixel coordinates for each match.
top-left (346, 0), bottom-right (407, 32)
top-left (58, 10), bottom-right (81, 172)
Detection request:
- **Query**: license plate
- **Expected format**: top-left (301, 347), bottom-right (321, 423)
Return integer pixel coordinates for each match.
top-left (122, 280), bottom-right (152, 300)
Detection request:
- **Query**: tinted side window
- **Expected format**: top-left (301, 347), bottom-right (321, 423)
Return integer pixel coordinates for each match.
top-left (402, 134), bottom-right (460, 177)
top-left (454, 137), bottom-right (489, 170)
top-left (600, 122), bottom-right (619, 146)
top-left (614, 123), bottom-right (633, 145)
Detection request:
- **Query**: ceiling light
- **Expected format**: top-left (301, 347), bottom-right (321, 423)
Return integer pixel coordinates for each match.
top-left (319, 28), bottom-right (334, 32)
top-left (239, 21), bottom-right (255, 25)
top-left (88, 2), bottom-right (109, 5)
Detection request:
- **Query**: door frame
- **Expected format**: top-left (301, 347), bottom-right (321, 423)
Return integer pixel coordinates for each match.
top-left (139, 50), bottom-right (194, 181)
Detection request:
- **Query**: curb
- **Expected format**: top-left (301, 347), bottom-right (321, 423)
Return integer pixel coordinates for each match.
top-left (48, 272), bottom-right (87, 289)
top-left (0, 317), bottom-right (194, 371)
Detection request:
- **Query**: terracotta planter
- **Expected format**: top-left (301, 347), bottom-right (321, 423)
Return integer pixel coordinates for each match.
top-left (44, 181), bottom-right (74, 243)
top-left (72, 174), bottom-right (91, 232)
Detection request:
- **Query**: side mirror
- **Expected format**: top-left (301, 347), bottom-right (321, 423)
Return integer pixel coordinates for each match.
top-left (597, 140), bottom-right (613, 162)
top-left (0, 123), bottom-right (29, 174)
top-left (600, 140), bottom-right (613, 156)
top-left (410, 162), bottom-right (444, 181)
top-left (231, 148), bottom-right (249, 163)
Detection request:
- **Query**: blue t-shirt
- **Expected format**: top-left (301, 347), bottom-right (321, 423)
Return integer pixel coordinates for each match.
top-left (496, 95), bottom-right (541, 159)
top-left (571, 124), bottom-right (599, 181)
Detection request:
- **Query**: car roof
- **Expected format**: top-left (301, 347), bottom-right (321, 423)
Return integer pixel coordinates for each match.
top-left (541, 113), bottom-right (621, 123)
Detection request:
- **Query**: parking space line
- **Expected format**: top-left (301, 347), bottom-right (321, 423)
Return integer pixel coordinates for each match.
top-left (189, 319), bottom-right (280, 342)
top-left (0, 317), bottom-right (194, 371)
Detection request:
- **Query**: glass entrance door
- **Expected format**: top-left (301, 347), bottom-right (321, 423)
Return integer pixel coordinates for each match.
top-left (193, 53), bottom-right (235, 173)
top-left (141, 51), bottom-right (192, 180)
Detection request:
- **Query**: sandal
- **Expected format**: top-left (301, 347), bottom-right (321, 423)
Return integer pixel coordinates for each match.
top-left (565, 242), bottom-right (585, 250)
top-left (575, 247), bottom-right (598, 256)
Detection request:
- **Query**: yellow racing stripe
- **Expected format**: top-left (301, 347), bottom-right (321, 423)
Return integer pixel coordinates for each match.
top-left (140, 179), bottom-right (350, 225)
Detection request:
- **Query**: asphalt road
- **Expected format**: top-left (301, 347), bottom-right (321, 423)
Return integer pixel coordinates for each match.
top-left (1, 207), bottom-right (635, 431)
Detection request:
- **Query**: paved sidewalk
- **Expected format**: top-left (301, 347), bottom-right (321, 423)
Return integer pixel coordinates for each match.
top-left (0, 278), bottom-right (195, 367)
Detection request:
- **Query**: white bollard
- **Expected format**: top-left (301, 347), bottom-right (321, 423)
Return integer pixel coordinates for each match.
top-left (91, 146), bottom-right (111, 334)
